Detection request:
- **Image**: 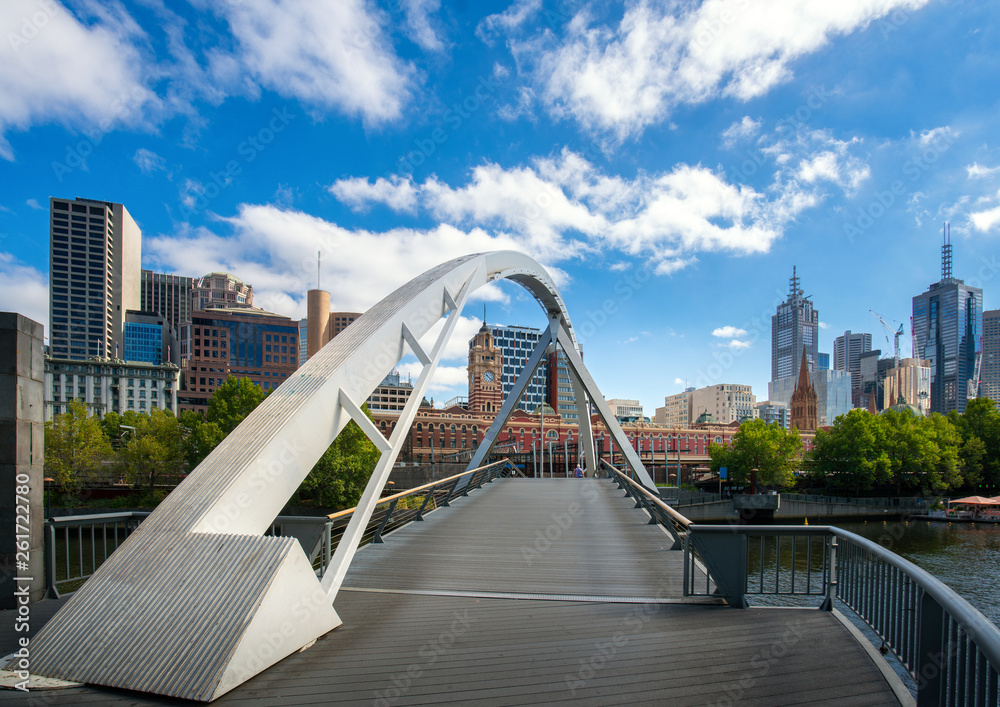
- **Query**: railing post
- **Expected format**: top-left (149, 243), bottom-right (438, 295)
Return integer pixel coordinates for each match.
top-left (415, 486), bottom-right (437, 521)
top-left (373, 498), bottom-right (399, 544)
top-left (44, 521), bottom-right (60, 600)
top-left (821, 535), bottom-right (838, 611)
top-left (440, 475), bottom-right (463, 507)
top-left (917, 590), bottom-right (945, 706)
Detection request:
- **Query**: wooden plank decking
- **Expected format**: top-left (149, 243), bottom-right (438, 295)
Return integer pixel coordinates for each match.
top-left (0, 478), bottom-right (905, 706)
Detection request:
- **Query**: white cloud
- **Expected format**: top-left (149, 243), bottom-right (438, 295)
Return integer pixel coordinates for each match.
top-left (220, 0), bottom-right (414, 125)
top-left (516, 0), bottom-right (930, 138)
top-left (712, 325), bottom-right (747, 338)
top-left (967, 163), bottom-right (1000, 179)
top-left (25, 198), bottom-right (42, 210)
top-left (133, 148), bottom-right (166, 174)
top-left (0, 0), bottom-right (155, 159)
top-left (971, 192), bottom-right (1000, 232)
top-left (397, 362), bottom-right (468, 395)
top-left (477, 0), bottom-right (543, 44)
top-left (819, 321), bottom-right (830, 330)
top-left (0, 253), bottom-right (48, 334)
top-left (673, 377), bottom-right (685, 386)
top-left (332, 148), bottom-right (832, 274)
top-left (330, 176), bottom-right (419, 213)
top-left (721, 116), bottom-right (760, 148)
top-left (401, 0), bottom-right (445, 51)
top-left (726, 339), bottom-right (751, 350)
top-left (144, 205), bottom-right (526, 326)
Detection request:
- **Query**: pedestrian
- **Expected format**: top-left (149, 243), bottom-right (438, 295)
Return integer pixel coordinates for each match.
top-left (573, 464), bottom-right (583, 478)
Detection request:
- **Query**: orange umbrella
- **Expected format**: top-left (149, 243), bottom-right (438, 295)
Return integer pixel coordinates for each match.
top-left (949, 496), bottom-right (1000, 505)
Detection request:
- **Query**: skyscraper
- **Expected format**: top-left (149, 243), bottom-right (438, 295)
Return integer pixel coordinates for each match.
top-left (982, 309), bottom-right (1000, 407)
top-left (49, 197), bottom-right (141, 359)
top-left (771, 267), bottom-right (819, 382)
top-left (485, 324), bottom-right (548, 412)
top-left (833, 330), bottom-right (872, 404)
top-left (140, 270), bottom-right (194, 342)
top-left (912, 228), bottom-right (982, 414)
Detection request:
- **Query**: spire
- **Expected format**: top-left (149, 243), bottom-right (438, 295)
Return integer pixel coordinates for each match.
top-left (796, 346), bottom-right (811, 391)
top-left (941, 222), bottom-right (953, 280)
top-left (868, 391), bottom-right (877, 415)
top-left (789, 266), bottom-right (800, 300)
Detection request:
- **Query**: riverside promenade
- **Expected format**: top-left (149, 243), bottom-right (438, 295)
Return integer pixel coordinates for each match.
top-left (0, 478), bottom-right (906, 706)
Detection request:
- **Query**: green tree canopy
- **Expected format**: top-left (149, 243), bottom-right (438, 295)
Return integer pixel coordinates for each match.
top-left (950, 397), bottom-right (1000, 487)
top-left (206, 376), bottom-right (264, 434)
top-left (809, 409), bottom-right (891, 494)
top-left (297, 405), bottom-right (382, 509)
top-left (708, 418), bottom-right (802, 489)
top-left (44, 399), bottom-right (113, 495)
top-left (179, 409), bottom-right (226, 469)
top-left (116, 408), bottom-right (186, 500)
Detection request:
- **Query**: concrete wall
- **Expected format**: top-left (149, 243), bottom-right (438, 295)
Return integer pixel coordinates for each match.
top-left (0, 313), bottom-right (46, 608)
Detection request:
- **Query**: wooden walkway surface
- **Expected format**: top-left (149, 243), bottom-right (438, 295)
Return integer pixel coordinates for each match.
top-left (1, 478), bottom-right (905, 706)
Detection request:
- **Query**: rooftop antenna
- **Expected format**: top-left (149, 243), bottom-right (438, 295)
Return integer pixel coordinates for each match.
top-left (942, 222), bottom-right (953, 280)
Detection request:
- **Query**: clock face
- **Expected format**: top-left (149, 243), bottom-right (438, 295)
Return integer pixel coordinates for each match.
top-left (483, 371), bottom-right (495, 383)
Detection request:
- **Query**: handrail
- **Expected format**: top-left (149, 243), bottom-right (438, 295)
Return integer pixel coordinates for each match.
top-left (604, 461), bottom-right (692, 530)
top-left (832, 527), bottom-right (1000, 673)
top-left (326, 458), bottom-right (514, 520)
top-left (601, 460), bottom-right (691, 549)
top-left (685, 523), bottom-right (1000, 704)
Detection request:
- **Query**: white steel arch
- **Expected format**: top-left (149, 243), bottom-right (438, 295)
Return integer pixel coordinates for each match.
top-left (19, 251), bottom-right (653, 702)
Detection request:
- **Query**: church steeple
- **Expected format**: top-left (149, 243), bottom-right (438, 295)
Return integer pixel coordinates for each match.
top-left (790, 346), bottom-right (818, 432)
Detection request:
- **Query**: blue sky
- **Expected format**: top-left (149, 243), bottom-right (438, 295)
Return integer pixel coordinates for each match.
top-left (2, 0), bottom-right (1000, 415)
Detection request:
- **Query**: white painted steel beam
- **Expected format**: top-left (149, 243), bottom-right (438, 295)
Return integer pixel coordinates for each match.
top-left (18, 251), bottom-right (649, 702)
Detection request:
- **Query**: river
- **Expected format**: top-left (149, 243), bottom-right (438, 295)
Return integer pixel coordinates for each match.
top-left (836, 519), bottom-right (1000, 627)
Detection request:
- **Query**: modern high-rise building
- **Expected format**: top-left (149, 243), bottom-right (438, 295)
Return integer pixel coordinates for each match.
top-left (771, 267), bottom-right (819, 382)
top-left (547, 345), bottom-right (581, 423)
top-left (484, 324), bottom-right (548, 412)
top-left (123, 310), bottom-right (178, 365)
top-left (982, 309), bottom-right (1000, 407)
top-left (756, 400), bottom-right (790, 429)
top-left (833, 330), bottom-right (872, 404)
top-left (912, 230), bottom-right (983, 414)
top-left (49, 197), bottom-right (141, 359)
top-left (298, 318), bottom-right (308, 363)
top-left (140, 270), bottom-right (194, 342)
top-left (177, 307), bottom-right (300, 414)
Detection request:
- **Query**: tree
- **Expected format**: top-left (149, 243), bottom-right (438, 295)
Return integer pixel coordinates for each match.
top-left (44, 399), bottom-right (113, 496)
top-left (951, 397), bottom-right (1000, 487)
top-left (179, 410), bottom-right (225, 469)
top-left (881, 409), bottom-right (962, 495)
top-left (116, 408), bottom-right (186, 500)
top-left (297, 405), bottom-right (381, 509)
top-left (809, 409), bottom-right (891, 494)
top-left (100, 409), bottom-right (142, 447)
top-left (708, 418), bottom-right (802, 489)
top-left (206, 376), bottom-right (264, 434)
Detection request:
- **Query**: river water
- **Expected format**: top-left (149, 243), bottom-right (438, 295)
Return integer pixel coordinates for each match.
top-left (836, 519), bottom-right (1000, 627)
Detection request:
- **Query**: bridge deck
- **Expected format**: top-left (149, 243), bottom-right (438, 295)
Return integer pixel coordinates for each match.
top-left (1, 478), bottom-right (904, 706)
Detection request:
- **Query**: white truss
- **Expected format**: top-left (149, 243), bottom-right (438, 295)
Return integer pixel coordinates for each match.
top-left (20, 251), bottom-right (653, 702)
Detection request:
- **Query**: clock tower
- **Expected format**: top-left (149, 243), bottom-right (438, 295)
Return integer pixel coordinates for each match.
top-left (468, 322), bottom-right (503, 414)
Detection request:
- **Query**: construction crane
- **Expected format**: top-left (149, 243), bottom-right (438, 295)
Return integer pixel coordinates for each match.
top-left (968, 337), bottom-right (983, 400)
top-left (870, 310), bottom-right (904, 366)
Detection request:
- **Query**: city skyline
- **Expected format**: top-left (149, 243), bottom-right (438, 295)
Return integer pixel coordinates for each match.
top-left (2, 1), bottom-right (1000, 416)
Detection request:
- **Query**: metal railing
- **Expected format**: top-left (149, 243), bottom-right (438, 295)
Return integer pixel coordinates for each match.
top-left (684, 524), bottom-right (1000, 705)
top-left (44, 459), bottom-right (517, 596)
top-left (45, 511), bottom-right (149, 597)
top-left (602, 461), bottom-right (691, 549)
top-left (785, 493), bottom-right (929, 508)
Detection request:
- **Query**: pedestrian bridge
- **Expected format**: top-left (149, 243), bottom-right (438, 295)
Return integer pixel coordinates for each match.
top-left (5, 473), bottom-right (915, 706)
top-left (5, 251), bottom-right (1000, 705)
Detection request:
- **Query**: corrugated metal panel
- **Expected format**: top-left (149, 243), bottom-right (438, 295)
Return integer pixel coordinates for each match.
top-left (20, 533), bottom-right (293, 701)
